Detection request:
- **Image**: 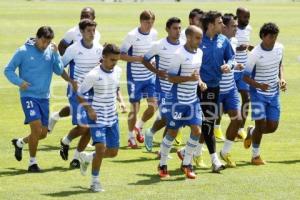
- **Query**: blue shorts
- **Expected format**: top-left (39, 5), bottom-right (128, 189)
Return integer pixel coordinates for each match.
top-left (68, 94), bottom-right (89, 126)
top-left (165, 101), bottom-right (202, 129)
top-left (20, 97), bottom-right (49, 127)
top-left (250, 92), bottom-right (280, 121)
top-left (219, 89), bottom-right (240, 112)
top-left (89, 120), bottom-right (120, 148)
top-left (234, 72), bottom-right (249, 91)
top-left (127, 77), bottom-right (156, 103)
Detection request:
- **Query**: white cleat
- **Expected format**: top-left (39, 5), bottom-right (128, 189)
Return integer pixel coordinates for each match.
top-left (90, 181), bottom-right (105, 192)
top-left (78, 152), bottom-right (91, 176)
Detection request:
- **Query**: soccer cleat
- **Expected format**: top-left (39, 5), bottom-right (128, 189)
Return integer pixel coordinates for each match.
top-left (90, 181), bottom-right (105, 192)
top-left (158, 165), bottom-right (170, 179)
top-left (128, 138), bottom-right (138, 149)
top-left (144, 129), bottom-right (153, 152)
top-left (214, 127), bottom-right (225, 141)
top-left (193, 155), bottom-right (207, 168)
top-left (211, 163), bottom-right (226, 173)
top-left (220, 151), bottom-right (236, 168)
top-left (69, 159), bottom-right (80, 169)
top-left (244, 126), bottom-right (254, 149)
top-left (181, 164), bottom-right (197, 179)
top-left (78, 152), bottom-right (91, 176)
top-left (60, 139), bottom-right (69, 160)
top-left (176, 149), bottom-right (184, 161)
top-left (47, 113), bottom-right (58, 133)
top-left (251, 156), bottom-right (266, 165)
top-left (174, 131), bottom-right (183, 146)
top-left (134, 127), bottom-right (144, 143)
top-left (28, 164), bottom-right (41, 173)
top-left (11, 139), bottom-right (22, 161)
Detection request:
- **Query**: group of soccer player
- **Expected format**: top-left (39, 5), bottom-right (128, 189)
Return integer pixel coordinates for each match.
top-left (4, 6), bottom-right (287, 192)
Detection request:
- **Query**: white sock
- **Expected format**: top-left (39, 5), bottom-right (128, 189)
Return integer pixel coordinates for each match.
top-left (88, 152), bottom-right (95, 163)
top-left (73, 149), bottom-right (80, 160)
top-left (128, 131), bottom-right (135, 138)
top-left (250, 127), bottom-right (255, 136)
top-left (194, 142), bottom-right (204, 157)
top-left (91, 175), bottom-right (99, 184)
top-left (62, 136), bottom-right (71, 145)
top-left (159, 135), bottom-right (174, 166)
top-left (29, 157), bottom-right (37, 166)
top-left (214, 125), bottom-right (220, 129)
top-left (252, 147), bottom-right (260, 158)
top-left (136, 120), bottom-right (145, 129)
top-left (211, 153), bottom-right (222, 166)
top-left (183, 135), bottom-right (200, 165)
top-left (16, 138), bottom-right (24, 148)
top-left (221, 139), bottom-right (234, 155)
top-left (52, 111), bottom-right (60, 120)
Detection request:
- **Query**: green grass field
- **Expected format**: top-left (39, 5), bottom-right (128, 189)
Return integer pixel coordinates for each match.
top-left (0, 0), bottom-right (300, 199)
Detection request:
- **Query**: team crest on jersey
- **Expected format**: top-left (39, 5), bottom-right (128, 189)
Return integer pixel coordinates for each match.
top-left (161, 107), bottom-right (168, 113)
top-left (169, 121), bottom-right (176, 127)
top-left (95, 131), bottom-right (104, 138)
top-left (217, 41), bottom-right (223, 48)
top-left (29, 110), bottom-right (36, 116)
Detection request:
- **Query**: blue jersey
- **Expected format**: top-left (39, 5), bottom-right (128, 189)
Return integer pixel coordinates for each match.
top-left (199, 34), bottom-right (235, 87)
top-left (4, 38), bottom-right (64, 99)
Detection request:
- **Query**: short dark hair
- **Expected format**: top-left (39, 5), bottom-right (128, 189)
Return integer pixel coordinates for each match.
top-left (222, 13), bottom-right (237, 26)
top-left (36, 26), bottom-right (54, 39)
top-left (81, 7), bottom-right (95, 19)
top-left (259, 22), bottom-right (279, 39)
top-left (140, 10), bottom-right (155, 21)
top-left (79, 19), bottom-right (97, 31)
top-left (189, 8), bottom-right (204, 19)
top-left (201, 11), bottom-right (222, 32)
top-left (102, 43), bottom-right (120, 56)
top-left (166, 17), bottom-right (181, 29)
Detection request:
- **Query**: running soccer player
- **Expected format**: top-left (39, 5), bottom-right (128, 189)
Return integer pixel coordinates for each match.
top-left (76, 44), bottom-right (122, 192)
top-left (5, 26), bottom-right (74, 172)
top-left (142, 17), bottom-right (183, 152)
top-left (59, 19), bottom-right (103, 168)
top-left (120, 10), bottom-right (158, 148)
top-left (157, 25), bottom-right (203, 179)
top-left (243, 22), bottom-right (286, 165)
top-left (180, 8), bottom-right (204, 42)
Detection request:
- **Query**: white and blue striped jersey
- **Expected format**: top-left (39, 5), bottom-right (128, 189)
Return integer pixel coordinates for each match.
top-left (244, 42), bottom-right (283, 96)
top-left (235, 25), bottom-right (252, 72)
top-left (120, 27), bottom-right (158, 81)
top-left (180, 28), bottom-right (187, 42)
top-left (78, 65), bottom-right (122, 126)
top-left (219, 37), bottom-right (238, 94)
top-left (62, 25), bottom-right (101, 45)
top-left (144, 37), bottom-right (183, 94)
top-left (169, 46), bottom-right (203, 104)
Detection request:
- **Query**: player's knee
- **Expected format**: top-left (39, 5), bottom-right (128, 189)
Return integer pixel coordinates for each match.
top-left (265, 123), bottom-right (278, 134)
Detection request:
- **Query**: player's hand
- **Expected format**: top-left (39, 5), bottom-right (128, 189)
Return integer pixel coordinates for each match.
top-left (199, 81), bottom-right (207, 92)
top-left (279, 79), bottom-right (287, 92)
top-left (87, 108), bottom-right (97, 121)
top-left (157, 70), bottom-right (168, 79)
top-left (221, 64), bottom-right (231, 73)
top-left (259, 83), bottom-right (269, 91)
top-left (234, 63), bottom-right (244, 71)
top-left (51, 42), bottom-right (58, 53)
top-left (248, 45), bottom-right (254, 51)
top-left (119, 103), bottom-right (128, 113)
top-left (19, 81), bottom-right (30, 90)
top-left (70, 80), bottom-right (78, 92)
top-left (190, 70), bottom-right (200, 81)
top-left (151, 61), bottom-right (157, 68)
top-left (236, 44), bottom-right (248, 51)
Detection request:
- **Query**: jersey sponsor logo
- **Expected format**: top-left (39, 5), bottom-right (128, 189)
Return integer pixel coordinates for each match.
top-left (29, 110), bottom-right (36, 116)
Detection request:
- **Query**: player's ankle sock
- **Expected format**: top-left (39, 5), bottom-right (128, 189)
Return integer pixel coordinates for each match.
top-left (214, 125), bottom-right (220, 129)
top-left (221, 139), bottom-right (234, 155)
top-left (183, 134), bottom-right (200, 165)
top-left (91, 170), bottom-right (99, 184)
top-left (159, 134), bottom-right (175, 166)
top-left (73, 149), bottom-right (80, 160)
top-left (211, 152), bottom-right (222, 166)
top-left (194, 142), bottom-right (204, 157)
top-left (62, 136), bottom-right (72, 145)
top-left (52, 111), bottom-right (60, 120)
top-left (252, 143), bottom-right (260, 158)
top-left (136, 120), bottom-right (145, 130)
top-left (29, 157), bottom-right (37, 166)
top-left (16, 138), bottom-right (25, 148)
top-left (128, 131), bottom-right (135, 139)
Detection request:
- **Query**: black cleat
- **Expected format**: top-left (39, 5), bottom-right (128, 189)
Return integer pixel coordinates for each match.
top-left (60, 139), bottom-right (69, 161)
top-left (11, 139), bottom-right (22, 161)
top-left (28, 164), bottom-right (41, 173)
top-left (69, 159), bottom-right (80, 169)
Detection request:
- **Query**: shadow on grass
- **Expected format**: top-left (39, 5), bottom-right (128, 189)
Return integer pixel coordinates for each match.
top-left (22, 145), bottom-right (76, 152)
top-left (128, 169), bottom-right (186, 185)
top-left (42, 186), bottom-right (92, 197)
top-left (110, 156), bottom-right (157, 163)
top-left (267, 159), bottom-right (300, 164)
top-left (0, 166), bottom-right (70, 177)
